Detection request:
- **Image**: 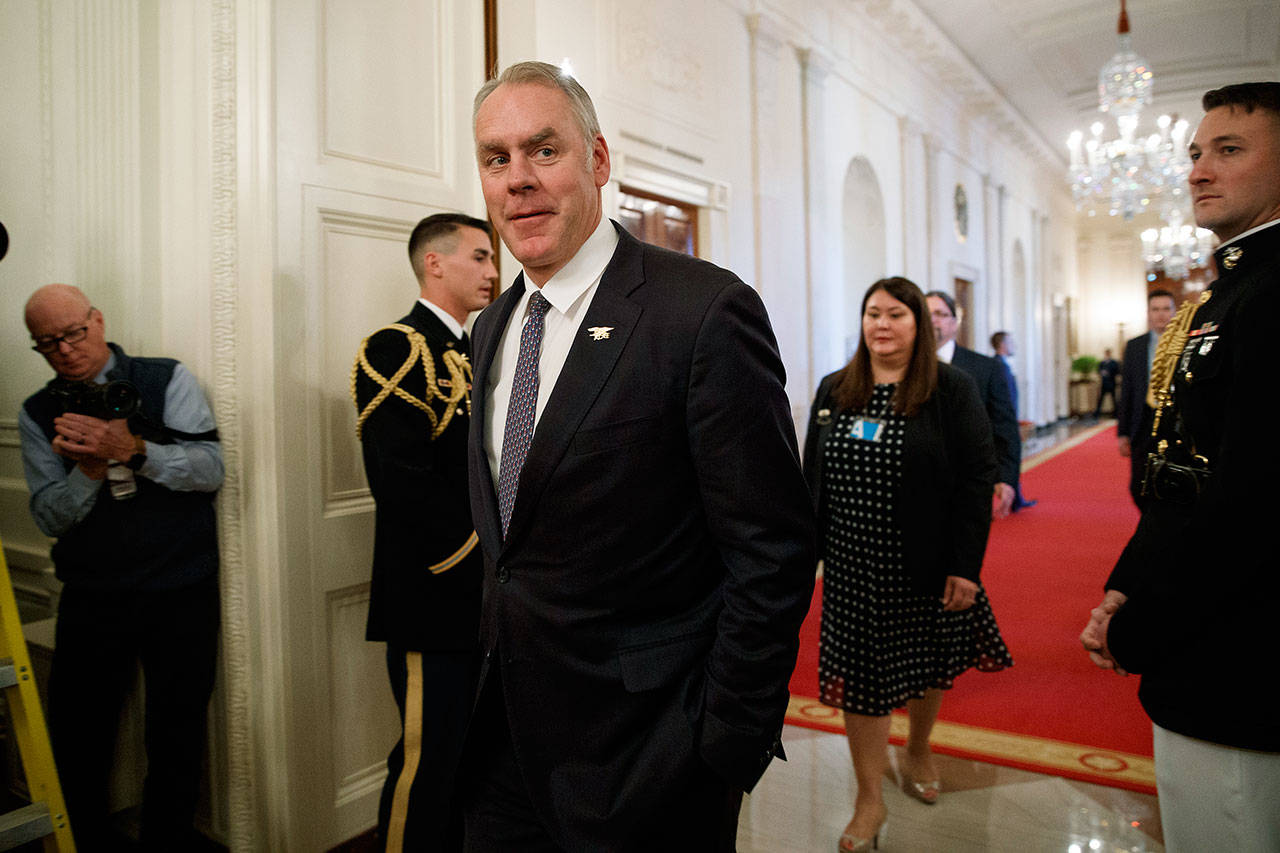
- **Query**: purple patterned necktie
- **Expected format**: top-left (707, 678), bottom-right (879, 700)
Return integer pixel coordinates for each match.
top-left (497, 291), bottom-right (551, 538)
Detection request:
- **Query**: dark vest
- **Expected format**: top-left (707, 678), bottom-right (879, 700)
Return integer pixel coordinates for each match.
top-left (23, 344), bottom-right (219, 590)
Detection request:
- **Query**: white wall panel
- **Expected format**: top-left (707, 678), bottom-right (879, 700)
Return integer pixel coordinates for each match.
top-left (326, 584), bottom-right (399, 820)
top-left (322, 0), bottom-right (445, 176)
top-left (311, 201), bottom-right (422, 513)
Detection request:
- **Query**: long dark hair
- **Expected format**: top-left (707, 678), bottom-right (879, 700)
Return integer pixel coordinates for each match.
top-left (831, 276), bottom-right (937, 416)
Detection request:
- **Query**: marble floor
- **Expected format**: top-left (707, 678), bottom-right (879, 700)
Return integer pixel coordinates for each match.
top-left (737, 724), bottom-right (1163, 853)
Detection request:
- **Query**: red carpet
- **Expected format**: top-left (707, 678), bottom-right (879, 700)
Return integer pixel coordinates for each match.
top-left (787, 425), bottom-right (1157, 793)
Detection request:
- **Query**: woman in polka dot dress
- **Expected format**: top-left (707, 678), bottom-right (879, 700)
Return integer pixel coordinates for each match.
top-left (801, 277), bottom-right (1012, 852)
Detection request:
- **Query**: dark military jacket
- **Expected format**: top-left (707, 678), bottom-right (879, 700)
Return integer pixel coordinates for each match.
top-left (1107, 220), bottom-right (1280, 752)
top-left (353, 301), bottom-right (480, 651)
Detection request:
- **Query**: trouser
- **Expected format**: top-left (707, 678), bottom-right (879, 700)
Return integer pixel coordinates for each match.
top-left (1094, 387), bottom-right (1117, 416)
top-left (1153, 723), bottom-right (1280, 853)
top-left (460, 666), bottom-right (743, 852)
top-left (48, 578), bottom-right (219, 851)
top-left (377, 645), bottom-right (476, 852)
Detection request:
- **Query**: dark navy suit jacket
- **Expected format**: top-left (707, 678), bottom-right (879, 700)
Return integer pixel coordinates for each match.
top-left (466, 223), bottom-right (815, 846)
top-left (951, 346), bottom-right (1020, 488)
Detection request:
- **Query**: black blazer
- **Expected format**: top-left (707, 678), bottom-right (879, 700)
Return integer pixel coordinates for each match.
top-left (802, 364), bottom-right (997, 593)
top-left (1116, 332), bottom-right (1152, 441)
top-left (466, 224), bottom-right (815, 841)
top-left (354, 302), bottom-right (481, 651)
top-left (951, 346), bottom-right (1021, 487)
top-left (1116, 332), bottom-right (1155, 503)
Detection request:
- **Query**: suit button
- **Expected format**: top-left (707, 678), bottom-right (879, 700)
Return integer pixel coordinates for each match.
top-left (496, 566), bottom-right (510, 584)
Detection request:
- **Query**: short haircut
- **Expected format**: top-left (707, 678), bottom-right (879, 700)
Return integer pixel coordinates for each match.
top-left (832, 277), bottom-right (938, 417)
top-left (1202, 82), bottom-right (1280, 117)
top-left (924, 290), bottom-right (957, 318)
top-left (473, 61), bottom-right (602, 147)
top-left (1147, 288), bottom-right (1176, 306)
top-left (991, 331), bottom-right (1009, 350)
top-left (408, 213), bottom-right (491, 281)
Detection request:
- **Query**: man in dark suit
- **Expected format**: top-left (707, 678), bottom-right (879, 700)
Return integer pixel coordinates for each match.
top-left (926, 292), bottom-right (1024, 517)
top-left (1115, 289), bottom-right (1176, 506)
top-left (990, 330), bottom-right (1035, 511)
top-left (352, 212), bottom-right (496, 850)
top-left (462, 61), bottom-right (816, 850)
top-left (1094, 348), bottom-right (1120, 417)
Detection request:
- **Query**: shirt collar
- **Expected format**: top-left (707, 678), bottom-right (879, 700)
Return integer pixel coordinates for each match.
top-left (524, 217), bottom-right (619, 314)
top-left (936, 338), bottom-right (957, 363)
top-left (1219, 217), bottom-right (1280, 249)
top-left (94, 350), bottom-right (118, 384)
top-left (417, 297), bottom-right (465, 340)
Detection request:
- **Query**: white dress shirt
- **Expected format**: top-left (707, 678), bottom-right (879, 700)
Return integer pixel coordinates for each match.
top-left (485, 217), bottom-right (620, 490)
top-left (936, 338), bottom-right (957, 364)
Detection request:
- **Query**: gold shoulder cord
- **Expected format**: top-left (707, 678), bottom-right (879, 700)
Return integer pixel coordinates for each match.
top-left (1145, 290), bottom-right (1212, 438)
top-left (350, 323), bottom-right (472, 440)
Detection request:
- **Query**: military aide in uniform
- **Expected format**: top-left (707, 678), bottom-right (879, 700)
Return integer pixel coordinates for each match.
top-left (20, 283), bottom-right (223, 848)
top-left (1080, 82), bottom-right (1280, 851)
top-left (351, 213), bottom-right (496, 851)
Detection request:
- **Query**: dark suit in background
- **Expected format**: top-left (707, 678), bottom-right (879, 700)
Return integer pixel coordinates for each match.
top-left (1116, 332), bottom-right (1154, 505)
top-left (465, 225), bottom-right (816, 850)
top-left (1095, 355), bottom-right (1120, 416)
top-left (354, 301), bottom-right (481, 851)
top-left (951, 346), bottom-right (1022, 501)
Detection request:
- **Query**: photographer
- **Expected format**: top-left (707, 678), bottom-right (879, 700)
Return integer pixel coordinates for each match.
top-left (18, 283), bottom-right (222, 849)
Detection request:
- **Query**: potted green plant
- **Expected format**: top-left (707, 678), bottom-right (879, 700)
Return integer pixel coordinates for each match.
top-left (1071, 355), bottom-right (1099, 381)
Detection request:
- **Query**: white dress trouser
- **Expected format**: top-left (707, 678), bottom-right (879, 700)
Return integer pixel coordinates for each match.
top-left (1153, 723), bottom-right (1280, 852)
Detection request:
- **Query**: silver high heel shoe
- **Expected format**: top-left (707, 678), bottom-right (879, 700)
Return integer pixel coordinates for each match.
top-left (838, 804), bottom-right (886, 852)
top-left (903, 776), bottom-right (941, 805)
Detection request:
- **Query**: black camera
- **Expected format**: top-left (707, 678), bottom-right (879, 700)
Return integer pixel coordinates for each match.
top-left (46, 378), bottom-right (141, 420)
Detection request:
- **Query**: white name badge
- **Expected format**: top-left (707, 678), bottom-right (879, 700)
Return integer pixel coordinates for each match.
top-left (848, 417), bottom-right (885, 442)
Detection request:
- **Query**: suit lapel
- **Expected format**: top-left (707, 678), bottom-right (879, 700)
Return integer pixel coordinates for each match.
top-left (501, 228), bottom-right (644, 551)
top-left (472, 277), bottom-right (526, 554)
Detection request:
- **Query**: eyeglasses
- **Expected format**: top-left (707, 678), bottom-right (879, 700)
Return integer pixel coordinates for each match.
top-left (32, 310), bottom-right (93, 354)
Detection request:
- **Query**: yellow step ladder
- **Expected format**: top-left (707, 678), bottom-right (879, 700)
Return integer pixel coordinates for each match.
top-left (0, 537), bottom-right (74, 851)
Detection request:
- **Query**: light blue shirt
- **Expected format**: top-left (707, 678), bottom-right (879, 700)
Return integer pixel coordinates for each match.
top-left (18, 351), bottom-right (223, 537)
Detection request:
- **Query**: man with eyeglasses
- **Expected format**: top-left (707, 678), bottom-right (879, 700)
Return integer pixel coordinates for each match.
top-left (18, 283), bottom-right (223, 849)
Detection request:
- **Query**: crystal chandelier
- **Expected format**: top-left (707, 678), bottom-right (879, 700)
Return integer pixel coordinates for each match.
top-left (1141, 209), bottom-right (1215, 280)
top-left (1066, 0), bottom-right (1192, 220)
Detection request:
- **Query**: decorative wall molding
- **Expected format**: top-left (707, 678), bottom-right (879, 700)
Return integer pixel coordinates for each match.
top-left (319, 0), bottom-right (447, 179)
top-left (325, 583), bottom-right (394, 812)
top-left (0, 421), bottom-right (19, 449)
top-left (303, 192), bottom-right (423, 524)
top-left (39, 0), bottom-right (55, 282)
top-left (335, 764), bottom-right (386, 809)
top-left (73, 0), bottom-right (143, 315)
top-left (208, 0), bottom-right (256, 849)
top-left (613, 152), bottom-right (726, 211)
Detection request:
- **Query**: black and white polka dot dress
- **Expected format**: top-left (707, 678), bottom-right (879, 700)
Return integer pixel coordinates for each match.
top-left (818, 383), bottom-right (1011, 716)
